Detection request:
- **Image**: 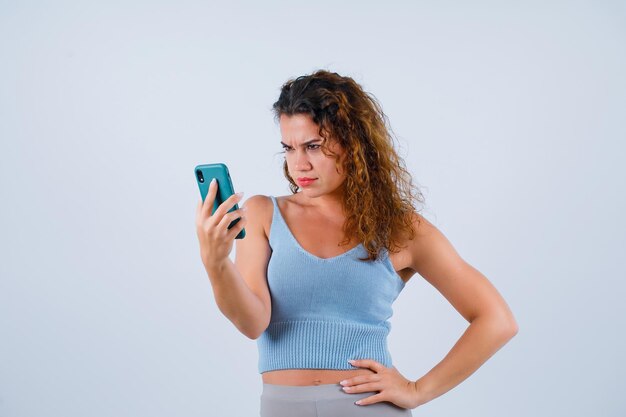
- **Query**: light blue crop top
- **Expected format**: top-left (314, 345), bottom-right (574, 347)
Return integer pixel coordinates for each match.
top-left (256, 195), bottom-right (406, 374)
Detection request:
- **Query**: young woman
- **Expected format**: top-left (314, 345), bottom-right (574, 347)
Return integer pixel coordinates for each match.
top-left (195, 70), bottom-right (518, 417)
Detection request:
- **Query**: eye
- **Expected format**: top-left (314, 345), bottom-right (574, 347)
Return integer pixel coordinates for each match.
top-left (281, 144), bottom-right (321, 153)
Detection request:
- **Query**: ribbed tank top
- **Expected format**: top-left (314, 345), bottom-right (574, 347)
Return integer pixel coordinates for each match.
top-left (256, 195), bottom-right (406, 374)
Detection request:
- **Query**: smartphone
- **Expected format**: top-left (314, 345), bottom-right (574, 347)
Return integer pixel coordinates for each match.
top-left (194, 163), bottom-right (246, 239)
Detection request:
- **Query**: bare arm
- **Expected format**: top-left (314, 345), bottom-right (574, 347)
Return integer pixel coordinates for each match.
top-left (408, 213), bottom-right (519, 405)
top-left (205, 257), bottom-right (269, 340)
top-left (195, 184), bottom-right (272, 340)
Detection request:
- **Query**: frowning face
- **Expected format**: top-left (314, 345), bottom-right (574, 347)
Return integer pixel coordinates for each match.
top-left (279, 113), bottom-right (347, 197)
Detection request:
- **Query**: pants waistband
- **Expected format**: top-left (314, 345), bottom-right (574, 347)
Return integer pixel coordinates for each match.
top-left (261, 383), bottom-right (377, 400)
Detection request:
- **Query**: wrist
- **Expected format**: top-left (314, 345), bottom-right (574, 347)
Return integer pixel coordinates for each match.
top-left (411, 378), bottom-right (434, 408)
top-left (204, 257), bottom-right (230, 277)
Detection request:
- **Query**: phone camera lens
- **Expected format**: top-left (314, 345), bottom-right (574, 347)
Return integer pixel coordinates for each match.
top-left (196, 170), bottom-right (205, 183)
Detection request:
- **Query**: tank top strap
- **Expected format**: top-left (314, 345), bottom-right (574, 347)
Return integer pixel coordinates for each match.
top-left (268, 195), bottom-right (289, 249)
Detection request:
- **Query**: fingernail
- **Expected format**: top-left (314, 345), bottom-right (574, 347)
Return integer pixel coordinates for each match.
top-left (339, 380), bottom-right (347, 385)
top-left (210, 178), bottom-right (216, 186)
top-left (236, 192), bottom-right (244, 198)
top-left (355, 400), bottom-right (362, 405)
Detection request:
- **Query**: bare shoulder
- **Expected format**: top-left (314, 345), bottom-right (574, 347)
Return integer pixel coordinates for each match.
top-left (387, 211), bottom-right (436, 276)
top-left (241, 194), bottom-right (273, 239)
top-left (404, 211), bottom-right (456, 268)
top-left (242, 193), bottom-right (273, 210)
top-left (409, 211), bottom-right (437, 239)
top-left (394, 211), bottom-right (435, 249)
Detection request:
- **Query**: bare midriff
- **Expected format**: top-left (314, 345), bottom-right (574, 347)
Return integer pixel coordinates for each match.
top-left (261, 368), bottom-right (377, 386)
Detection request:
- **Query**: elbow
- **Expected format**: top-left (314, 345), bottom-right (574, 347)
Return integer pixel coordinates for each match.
top-left (241, 328), bottom-right (261, 340)
top-left (241, 303), bottom-right (272, 340)
top-left (241, 323), bottom-right (263, 340)
top-left (507, 320), bottom-right (519, 338)
top-left (476, 311), bottom-right (519, 340)
top-left (246, 328), bottom-right (266, 341)
top-left (492, 304), bottom-right (519, 339)
top-left (244, 320), bottom-right (271, 340)
top-left (501, 314), bottom-right (519, 339)
top-left (245, 331), bottom-right (260, 341)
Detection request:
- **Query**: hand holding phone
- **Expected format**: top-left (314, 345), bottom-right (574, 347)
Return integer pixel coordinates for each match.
top-left (194, 163), bottom-right (247, 271)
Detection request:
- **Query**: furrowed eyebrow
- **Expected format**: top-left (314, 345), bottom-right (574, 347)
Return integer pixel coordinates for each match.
top-left (280, 139), bottom-right (322, 147)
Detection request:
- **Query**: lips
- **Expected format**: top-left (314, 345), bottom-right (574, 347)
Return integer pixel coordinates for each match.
top-left (297, 177), bottom-right (317, 186)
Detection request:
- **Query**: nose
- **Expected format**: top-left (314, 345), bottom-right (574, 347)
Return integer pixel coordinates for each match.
top-left (293, 149), bottom-right (312, 171)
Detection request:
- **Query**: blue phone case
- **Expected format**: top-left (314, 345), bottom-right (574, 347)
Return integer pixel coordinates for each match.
top-left (194, 163), bottom-right (246, 239)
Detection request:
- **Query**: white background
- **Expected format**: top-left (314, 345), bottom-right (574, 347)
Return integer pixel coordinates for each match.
top-left (1, 1), bottom-right (624, 416)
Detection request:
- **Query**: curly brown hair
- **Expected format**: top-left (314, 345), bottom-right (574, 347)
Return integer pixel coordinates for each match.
top-left (272, 69), bottom-right (426, 262)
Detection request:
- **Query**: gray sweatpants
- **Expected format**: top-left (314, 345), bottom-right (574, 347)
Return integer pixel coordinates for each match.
top-left (260, 383), bottom-right (413, 417)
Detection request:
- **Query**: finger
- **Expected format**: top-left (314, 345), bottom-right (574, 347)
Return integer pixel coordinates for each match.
top-left (218, 207), bottom-right (245, 231)
top-left (355, 392), bottom-right (385, 406)
top-left (213, 192), bottom-right (244, 222)
top-left (201, 178), bottom-right (219, 216)
top-left (196, 200), bottom-right (203, 225)
top-left (341, 374), bottom-right (381, 387)
top-left (342, 381), bottom-right (380, 394)
top-left (349, 359), bottom-right (385, 373)
top-left (226, 214), bottom-right (247, 240)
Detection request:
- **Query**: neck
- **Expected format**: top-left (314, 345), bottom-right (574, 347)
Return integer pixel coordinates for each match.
top-left (295, 189), bottom-right (346, 216)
